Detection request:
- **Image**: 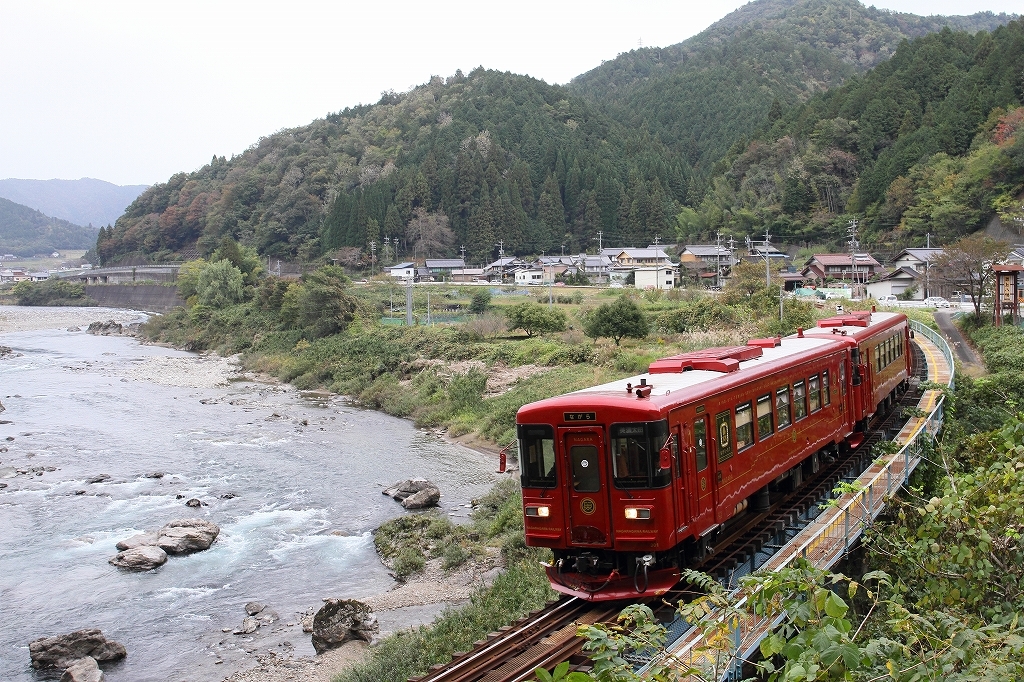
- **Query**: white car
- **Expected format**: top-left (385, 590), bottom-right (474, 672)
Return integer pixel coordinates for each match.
top-left (922, 296), bottom-right (951, 308)
top-left (878, 295), bottom-right (899, 305)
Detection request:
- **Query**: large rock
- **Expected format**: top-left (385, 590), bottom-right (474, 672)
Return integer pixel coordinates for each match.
top-left (402, 486), bottom-right (441, 509)
top-left (61, 656), bottom-right (103, 682)
top-left (115, 532), bottom-right (158, 551)
top-left (156, 518), bottom-right (220, 554)
top-left (86, 321), bottom-right (123, 336)
top-left (383, 479), bottom-right (441, 508)
top-left (310, 599), bottom-right (378, 653)
top-left (29, 629), bottom-right (126, 669)
top-left (109, 545), bottom-right (167, 571)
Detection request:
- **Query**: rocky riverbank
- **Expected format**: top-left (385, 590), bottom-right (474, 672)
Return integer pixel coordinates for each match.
top-left (2, 303), bottom-right (512, 679)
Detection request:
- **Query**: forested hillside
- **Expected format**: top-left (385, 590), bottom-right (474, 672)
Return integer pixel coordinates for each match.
top-left (570, 0), bottom-right (1012, 189)
top-left (0, 197), bottom-right (98, 255)
top-left (96, 0), bottom-right (1015, 266)
top-left (681, 19), bottom-right (1024, 249)
top-left (98, 70), bottom-right (687, 266)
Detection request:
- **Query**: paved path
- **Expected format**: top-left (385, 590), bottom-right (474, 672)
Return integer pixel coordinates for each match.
top-left (934, 311), bottom-right (981, 370)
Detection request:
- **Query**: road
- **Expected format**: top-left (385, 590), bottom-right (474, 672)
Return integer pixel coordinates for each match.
top-left (933, 310), bottom-right (982, 372)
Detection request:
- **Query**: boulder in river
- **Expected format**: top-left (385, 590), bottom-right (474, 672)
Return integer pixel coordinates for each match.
top-left (86, 321), bottom-right (123, 336)
top-left (156, 518), bottom-right (220, 554)
top-left (310, 599), bottom-right (378, 653)
top-left (85, 474), bottom-right (110, 484)
top-left (382, 478), bottom-right (441, 508)
top-left (109, 545), bottom-right (167, 571)
top-left (29, 629), bottom-right (126, 669)
top-left (115, 532), bottom-right (158, 551)
top-left (60, 656), bottom-right (103, 682)
top-left (184, 498), bottom-right (202, 508)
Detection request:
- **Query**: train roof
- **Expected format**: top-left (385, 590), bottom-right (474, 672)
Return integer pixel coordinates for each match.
top-left (802, 310), bottom-right (906, 342)
top-left (516, 310), bottom-right (909, 422)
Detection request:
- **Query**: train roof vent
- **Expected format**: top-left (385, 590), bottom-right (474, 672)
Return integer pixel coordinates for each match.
top-left (649, 346), bottom-right (761, 374)
top-left (817, 311), bottom-right (871, 328)
top-left (747, 337), bottom-right (782, 348)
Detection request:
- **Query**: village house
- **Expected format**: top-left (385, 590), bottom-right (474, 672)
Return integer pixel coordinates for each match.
top-left (424, 258), bottom-right (466, 281)
top-left (801, 253), bottom-right (883, 284)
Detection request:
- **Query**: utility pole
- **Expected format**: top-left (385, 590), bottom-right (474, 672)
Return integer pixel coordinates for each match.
top-left (383, 236), bottom-right (390, 266)
top-left (715, 231), bottom-right (723, 289)
top-left (847, 219), bottom-right (860, 295)
top-left (653, 235), bottom-right (661, 246)
top-left (405, 274), bottom-right (414, 326)
top-left (460, 244), bottom-right (466, 262)
top-left (369, 240), bottom-right (376, 277)
top-left (496, 239), bottom-right (505, 284)
top-left (595, 231), bottom-right (603, 253)
top-left (763, 227), bottom-right (772, 288)
top-left (925, 232), bottom-right (931, 298)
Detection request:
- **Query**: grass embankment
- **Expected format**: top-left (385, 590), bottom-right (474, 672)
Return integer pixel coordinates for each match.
top-left (142, 281), bottom-right (817, 446)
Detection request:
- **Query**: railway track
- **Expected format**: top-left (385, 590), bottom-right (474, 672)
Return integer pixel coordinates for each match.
top-left (412, 343), bottom-right (929, 682)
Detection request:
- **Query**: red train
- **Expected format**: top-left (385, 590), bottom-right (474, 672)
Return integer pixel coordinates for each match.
top-left (516, 310), bottom-right (912, 600)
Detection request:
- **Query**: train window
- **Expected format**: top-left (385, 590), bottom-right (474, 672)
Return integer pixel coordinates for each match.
top-left (517, 425), bottom-right (556, 488)
top-left (715, 411), bottom-right (733, 463)
top-left (822, 370), bottom-right (831, 406)
top-left (571, 445), bottom-right (601, 492)
top-left (611, 420), bottom-right (671, 489)
top-left (694, 419), bottom-right (708, 472)
top-left (808, 375), bottom-right (821, 413)
top-left (757, 394), bottom-right (773, 438)
top-left (735, 402), bottom-right (753, 450)
top-left (776, 387), bottom-right (792, 429)
top-left (794, 381), bottom-right (808, 420)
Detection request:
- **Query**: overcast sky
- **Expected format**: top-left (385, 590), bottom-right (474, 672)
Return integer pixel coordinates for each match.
top-left (0, 0), bottom-right (1018, 187)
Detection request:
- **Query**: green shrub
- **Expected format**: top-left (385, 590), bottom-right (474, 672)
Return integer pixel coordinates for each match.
top-left (393, 546), bottom-right (426, 578)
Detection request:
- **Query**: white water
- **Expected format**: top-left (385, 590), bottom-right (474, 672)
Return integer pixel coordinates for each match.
top-left (0, 322), bottom-right (501, 681)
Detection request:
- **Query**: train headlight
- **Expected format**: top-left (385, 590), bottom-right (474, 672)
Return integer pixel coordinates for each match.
top-left (525, 506), bottom-right (550, 517)
top-left (624, 507), bottom-right (651, 520)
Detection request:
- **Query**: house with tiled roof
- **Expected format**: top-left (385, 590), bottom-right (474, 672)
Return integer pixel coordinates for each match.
top-left (801, 253), bottom-right (882, 283)
top-left (424, 258), bottom-right (466, 280)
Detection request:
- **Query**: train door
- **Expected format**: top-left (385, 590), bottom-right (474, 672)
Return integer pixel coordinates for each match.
top-left (560, 428), bottom-right (612, 547)
top-left (687, 415), bottom-right (716, 530)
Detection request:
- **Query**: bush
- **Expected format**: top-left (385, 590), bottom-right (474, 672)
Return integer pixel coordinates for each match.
top-left (469, 289), bottom-right (491, 313)
top-left (504, 302), bottom-right (567, 337)
top-left (393, 546), bottom-right (426, 578)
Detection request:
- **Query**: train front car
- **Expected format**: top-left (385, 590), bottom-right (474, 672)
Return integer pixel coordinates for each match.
top-left (516, 334), bottom-right (860, 601)
top-left (517, 384), bottom-right (679, 600)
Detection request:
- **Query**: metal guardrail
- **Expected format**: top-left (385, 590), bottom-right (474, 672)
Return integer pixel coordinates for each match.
top-left (658, 319), bottom-right (955, 680)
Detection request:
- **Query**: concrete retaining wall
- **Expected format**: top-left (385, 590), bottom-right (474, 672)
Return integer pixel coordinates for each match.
top-left (85, 285), bottom-right (185, 313)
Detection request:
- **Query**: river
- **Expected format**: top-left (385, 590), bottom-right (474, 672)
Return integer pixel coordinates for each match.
top-left (0, 308), bottom-right (502, 681)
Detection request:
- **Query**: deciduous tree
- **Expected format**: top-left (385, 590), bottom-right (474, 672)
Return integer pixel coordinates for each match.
top-left (931, 234), bottom-right (1011, 318)
top-left (504, 302), bottom-right (567, 337)
top-left (583, 296), bottom-right (649, 346)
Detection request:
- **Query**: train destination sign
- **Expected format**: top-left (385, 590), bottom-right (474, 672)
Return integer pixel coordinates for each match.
top-left (564, 412), bottom-right (596, 422)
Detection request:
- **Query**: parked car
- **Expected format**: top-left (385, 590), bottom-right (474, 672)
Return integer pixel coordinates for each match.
top-left (923, 296), bottom-right (951, 308)
top-left (878, 294), bottom-right (899, 305)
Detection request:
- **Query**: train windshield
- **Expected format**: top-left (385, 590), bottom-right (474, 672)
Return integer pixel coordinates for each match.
top-left (610, 420), bottom-right (671, 489)
top-left (518, 425), bottom-right (556, 488)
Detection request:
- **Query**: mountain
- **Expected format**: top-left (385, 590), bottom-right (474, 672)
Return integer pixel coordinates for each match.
top-left (0, 197), bottom-right (99, 255)
top-left (0, 178), bottom-right (149, 228)
top-left (683, 19), bottom-right (1024, 250)
top-left (97, 0), bottom-right (1016, 266)
top-left (569, 0), bottom-right (1015, 190)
